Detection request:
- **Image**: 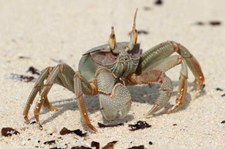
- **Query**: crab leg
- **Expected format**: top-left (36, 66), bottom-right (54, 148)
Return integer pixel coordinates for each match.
top-left (33, 64), bottom-right (64, 129)
top-left (167, 61), bottom-right (188, 113)
top-left (23, 65), bottom-right (73, 124)
top-left (139, 41), bottom-right (204, 98)
top-left (40, 68), bottom-right (61, 111)
top-left (128, 70), bottom-right (173, 117)
top-left (144, 55), bottom-right (182, 72)
top-left (74, 72), bottom-right (97, 132)
top-left (131, 41), bottom-right (204, 115)
top-left (23, 63), bottom-right (97, 131)
top-left (23, 67), bottom-right (53, 124)
top-left (33, 63), bottom-right (81, 129)
top-left (144, 55), bottom-right (189, 113)
top-left (172, 42), bottom-right (204, 99)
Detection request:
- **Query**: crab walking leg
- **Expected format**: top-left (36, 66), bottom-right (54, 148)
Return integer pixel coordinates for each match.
top-left (24, 63), bottom-right (96, 130)
top-left (39, 70), bottom-right (60, 112)
top-left (55, 65), bottom-right (97, 132)
top-left (167, 62), bottom-right (188, 113)
top-left (33, 64), bottom-right (76, 129)
top-left (174, 42), bottom-right (204, 99)
top-left (53, 64), bottom-right (97, 132)
top-left (23, 67), bottom-right (53, 123)
top-left (150, 56), bottom-right (189, 113)
top-left (145, 55), bottom-right (189, 113)
top-left (144, 55), bottom-right (182, 72)
top-left (33, 65), bottom-right (62, 129)
top-left (95, 68), bottom-right (132, 120)
top-left (23, 64), bottom-right (74, 124)
top-left (74, 72), bottom-right (96, 132)
top-left (128, 70), bottom-right (173, 117)
top-left (139, 41), bottom-right (204, 98)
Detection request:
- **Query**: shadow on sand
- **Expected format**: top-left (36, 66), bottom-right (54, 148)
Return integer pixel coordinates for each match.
top-left (37, 80), bottom-right (206, 126)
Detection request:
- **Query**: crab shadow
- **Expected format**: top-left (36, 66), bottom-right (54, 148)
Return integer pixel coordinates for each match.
top-left (40, 81), bottom-right (202, 125)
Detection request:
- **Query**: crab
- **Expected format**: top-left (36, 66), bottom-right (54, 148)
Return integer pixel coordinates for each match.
top-left (23, 9), bottom-right (204, 132)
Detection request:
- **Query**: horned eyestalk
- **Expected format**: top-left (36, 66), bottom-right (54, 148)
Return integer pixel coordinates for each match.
top-left (109, 26), bottom-right (116, 50)
top-left (128, 8), bottom-right (138, 51)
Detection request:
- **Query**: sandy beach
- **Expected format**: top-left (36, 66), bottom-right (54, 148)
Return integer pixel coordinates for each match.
top-left (0, 0), bottom-right (225, 148)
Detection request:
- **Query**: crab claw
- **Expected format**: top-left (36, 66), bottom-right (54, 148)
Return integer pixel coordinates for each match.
top-left (96, 67), bottom-right (132, 121)
top-left (99, 83), bottom-right (132, 120)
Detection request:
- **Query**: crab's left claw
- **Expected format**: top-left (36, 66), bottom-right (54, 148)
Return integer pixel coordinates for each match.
top-left (96, 68), bottom-right (132, 120)
top-left (99, 84), bottom-right (131, 120)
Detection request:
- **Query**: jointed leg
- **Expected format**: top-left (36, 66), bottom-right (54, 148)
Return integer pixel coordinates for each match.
top-left (33, 64), bottom-right (63, 129)
top-left (23, 67), bottom-right (53, 124)
top-left (39, 69), bottom-right (60, 112)
top-left (133, 41), bottom-right (204, 115)
top-left (167, 61), bottom-right (188, 113)
top-left (23, 64), bottom-right (76, 129)
top-left (127, 70), bottom-right (173, 117)
top-left (24, 63), bottom-right (101, 131)
top-left (172, 42), bottom-right (204, 98)
top-left (139, 41), bottom-right (204, 109)
top-left (139, 41), bottom-right (204, 98)
top-left (74, 72), bottom-right (96, 132)
top-left (146, 55), bottom-right (189, 113)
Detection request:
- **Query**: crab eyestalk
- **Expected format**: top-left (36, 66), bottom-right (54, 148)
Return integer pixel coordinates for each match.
top-left (109, 26), bottom-right (117, 50)
top-left (128, 8), bottom-right (138, 52)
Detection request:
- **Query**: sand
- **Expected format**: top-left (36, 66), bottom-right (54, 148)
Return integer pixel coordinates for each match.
top-left (0, 0), bottom-right (225, 148)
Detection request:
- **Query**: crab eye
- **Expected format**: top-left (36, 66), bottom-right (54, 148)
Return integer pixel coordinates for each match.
top-left (128, 9), bottom-right (138, 52)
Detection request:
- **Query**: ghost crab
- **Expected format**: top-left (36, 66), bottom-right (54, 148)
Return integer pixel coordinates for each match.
top-left (23, 9), bottom-right (204, 132)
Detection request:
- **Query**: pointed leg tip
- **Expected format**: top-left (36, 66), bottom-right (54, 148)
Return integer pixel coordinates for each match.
top-left (145, 110), bottom-right (156, 118)
top-left (24, 116), bottom-right (30, 124)
top-left (166, 108), bottom-right (176, 114)
top-left (49, 106), bottom-right (59, 111)
top-left (145, 114), bottom-right (153, 119)
top-left (166, 109), bottom-right (172, 114)
top-left (24, 120), bottom-right (30, 124)
top-left (83, 120), bottom-right (97, 133)
top-left (166, 100), bottom-right (184, 114)
top-left (193, 90), bottom-right (200, 100)
top-left (92, 128), bottom-right (97, 133)
top-left (38, 123), bottom-right (43, 130)
top-left (146, 105), bottom-right (160, 118)
top-left (88, 124), bottom-right (97, 133)
top-left (39, 126), bottom-right (43, 130)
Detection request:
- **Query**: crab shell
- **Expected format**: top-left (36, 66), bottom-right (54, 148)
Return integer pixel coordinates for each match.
top-left (78, 42), bottom-right (141, 120)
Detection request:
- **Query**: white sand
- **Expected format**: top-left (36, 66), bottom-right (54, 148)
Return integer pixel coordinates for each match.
top-left (0, 0), bottom-right (225, 148)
